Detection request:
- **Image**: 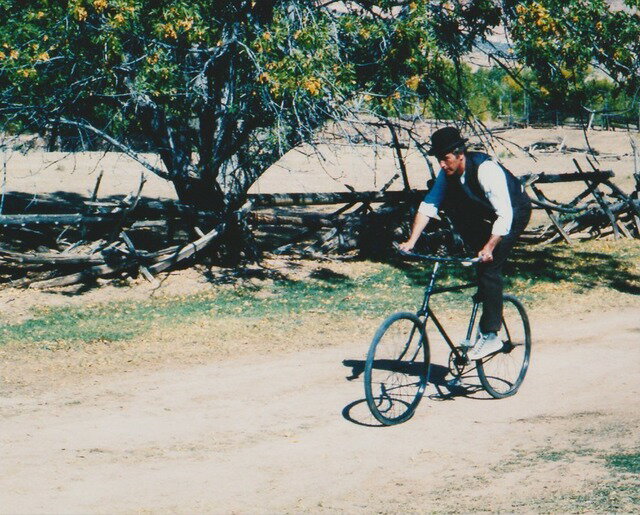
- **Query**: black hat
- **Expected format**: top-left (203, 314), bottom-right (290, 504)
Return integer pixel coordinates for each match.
top-left (427, 127), bottom-right (468, 156)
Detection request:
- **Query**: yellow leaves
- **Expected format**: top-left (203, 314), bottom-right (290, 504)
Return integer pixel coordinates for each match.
top-left (74, 6), bottom-right (88, 21)
top-left (303, 76), bottom-right (322, 95)
top-left (18, 68), bottom-right (36, 78)
top-left (112, 13), bottom-right (125, 25)
top-left (409, 2), bottom-right (418, 11)
top-left (9, 49), bottom-right (19, 59)
top-left (269, 83), bottom-right (280, 96)
top-left (177, 18), bottom-right (193, 31)
top-left (257, 71), bottom-right (270, 84)
top-left (36, 11), bottom-right (45, 19)
top-left (163, 24), bottom-right (178, 40)
top-left (516, 1), bottom-right (553, 31)
top-left (36, 51), bottom-right (50, 62)
top-left (504, 75), bottom-right (521, 91)
top-left (0, 51), bottom-right (5, 60)
top-left (262, 32), bottom-right (272, 41)
top-left (146, 53), bottom-right (159, 65)
top-left (93, 0), bottom-right (108, 13)
top-left (405, 74), bottom-right (420, 91)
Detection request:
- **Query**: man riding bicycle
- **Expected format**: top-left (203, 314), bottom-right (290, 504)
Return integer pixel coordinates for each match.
top-left (399, 127), bottom-right (532, 360)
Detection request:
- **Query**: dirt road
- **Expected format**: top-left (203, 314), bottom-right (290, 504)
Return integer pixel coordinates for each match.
top-left (1, 307), bottom-right (639, 513)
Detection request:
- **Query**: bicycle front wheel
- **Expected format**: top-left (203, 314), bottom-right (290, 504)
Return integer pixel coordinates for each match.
top-left (477, 294), bottom-right (531, 398)
top-left (364, 312), bottom-right (430, 425)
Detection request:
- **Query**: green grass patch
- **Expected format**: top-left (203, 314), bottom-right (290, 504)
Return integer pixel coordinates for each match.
top-left (606, 452), bottom-right (640, 474)
top-left (537, 449), bottom-right (570, 462)
top-left (0, 239), bottom-right (637, 347)
top-left (0, 267), bottom-right (467, 346)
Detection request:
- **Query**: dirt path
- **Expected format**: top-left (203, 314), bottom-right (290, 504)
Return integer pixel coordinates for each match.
top-left (1, 307), bottom-right (639, 513)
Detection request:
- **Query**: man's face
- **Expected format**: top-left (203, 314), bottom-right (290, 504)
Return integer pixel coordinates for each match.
top-left (437, 151), bottom-right (465, 176)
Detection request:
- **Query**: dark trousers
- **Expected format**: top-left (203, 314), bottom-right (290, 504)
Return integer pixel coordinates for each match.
top-left (454, 202), bottom-right (532, 334)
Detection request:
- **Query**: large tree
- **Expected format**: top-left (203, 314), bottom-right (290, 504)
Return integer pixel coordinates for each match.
top-left (1, 0), bottom-right (638, 216)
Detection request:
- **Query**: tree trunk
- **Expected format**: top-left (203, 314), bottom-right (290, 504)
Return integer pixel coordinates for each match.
top-left (171, 174), bottom-right (227, 214)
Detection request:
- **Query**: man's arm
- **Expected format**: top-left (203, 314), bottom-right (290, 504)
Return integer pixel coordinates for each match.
top-left (477, 161), bottom-right (512, 262)
top-left (398, 212), bottom-right (431, 252)
top-left (398, 170), bottom-right (446, 252)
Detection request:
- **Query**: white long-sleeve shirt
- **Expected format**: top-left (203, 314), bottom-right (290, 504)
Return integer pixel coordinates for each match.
top-left (418, 160), bottom-right (514, 236)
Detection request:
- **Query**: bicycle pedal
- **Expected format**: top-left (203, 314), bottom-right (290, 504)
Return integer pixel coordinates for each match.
top-left (459, 339), bottom-right (474, 349)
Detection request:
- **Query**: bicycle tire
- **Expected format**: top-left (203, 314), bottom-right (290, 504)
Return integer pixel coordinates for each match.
top-left (477, 294), bottom-right (531, 398)
top-left (364, 312), bottom-right (430, 425)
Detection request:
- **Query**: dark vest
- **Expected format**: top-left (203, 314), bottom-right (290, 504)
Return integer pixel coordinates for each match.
top-left (443, 152), bottom-right (530, 222)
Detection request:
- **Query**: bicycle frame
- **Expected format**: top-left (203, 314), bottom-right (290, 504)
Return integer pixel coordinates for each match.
top-left (411, 255), bottom-right (481, 364)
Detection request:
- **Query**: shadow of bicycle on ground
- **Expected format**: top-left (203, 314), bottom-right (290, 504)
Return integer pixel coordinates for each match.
top-left (342, 359), bottom-right (492, 426)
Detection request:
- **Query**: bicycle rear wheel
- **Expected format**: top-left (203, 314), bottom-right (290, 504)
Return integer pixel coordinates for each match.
top-left (364, 312), bottom-right (430, 425)
top-left (477, 294), bottom-right (531, 398)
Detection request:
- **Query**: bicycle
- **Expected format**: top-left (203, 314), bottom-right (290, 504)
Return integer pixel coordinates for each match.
top-left (363, 250), bottom-right (532, 426)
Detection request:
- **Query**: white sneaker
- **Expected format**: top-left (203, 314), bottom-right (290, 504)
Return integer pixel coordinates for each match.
top-left (467, 332), bottom-right (503, 360)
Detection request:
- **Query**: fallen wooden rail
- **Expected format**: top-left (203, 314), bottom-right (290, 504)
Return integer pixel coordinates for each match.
top-left (0, 161), bottom-right (636, 289)
top-left (522, 170), bottom-right (614, 184)
top-left (0, 213), bottom-right (115, 226)
top-left (247, 190), bottom-right (424, 207)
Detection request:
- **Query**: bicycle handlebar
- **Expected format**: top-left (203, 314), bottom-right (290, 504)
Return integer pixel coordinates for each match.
top-left (394, 243), bottom-right (481, 266)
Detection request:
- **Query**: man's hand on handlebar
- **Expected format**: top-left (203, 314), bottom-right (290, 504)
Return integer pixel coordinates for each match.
top-left (398, 240), bottom-right (415, 253)
top-left (478, 234), bottom-right (502, 263)
top-left (477, 248), bottom-right (493, 263)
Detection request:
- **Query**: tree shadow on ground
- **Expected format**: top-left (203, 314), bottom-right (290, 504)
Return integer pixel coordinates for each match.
top-left (507, 246), bottom-right (640, 295)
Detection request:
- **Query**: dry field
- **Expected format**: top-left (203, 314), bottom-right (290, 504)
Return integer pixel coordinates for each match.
top-left (2, 126), bottom-right (638, 197)
top-left (0, 127), bottom-right (639, 513)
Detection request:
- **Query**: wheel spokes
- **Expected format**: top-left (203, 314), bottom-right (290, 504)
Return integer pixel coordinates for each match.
top-left (365, 313), bottom-right (429, 424)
